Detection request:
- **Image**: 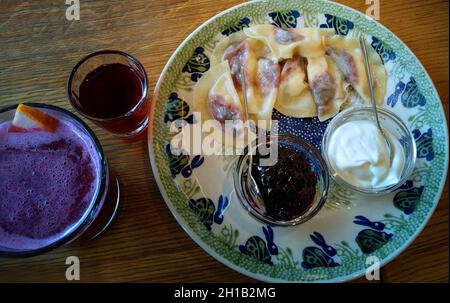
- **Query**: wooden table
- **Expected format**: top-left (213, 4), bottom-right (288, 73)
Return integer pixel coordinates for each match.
top-left (0, 0), bottom-right (448, 283)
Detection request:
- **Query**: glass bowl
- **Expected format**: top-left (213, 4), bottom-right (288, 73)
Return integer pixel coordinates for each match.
top-left (322, 106), bottom-right (416, 195)
top-left (234, 133), bottom-right (329, 226)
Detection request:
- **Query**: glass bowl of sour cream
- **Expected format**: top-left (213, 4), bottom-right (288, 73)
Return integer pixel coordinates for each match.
top-left (322, 106), bottom-right (416, 195)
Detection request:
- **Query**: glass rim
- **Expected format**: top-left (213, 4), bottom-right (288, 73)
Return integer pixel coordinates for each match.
top-left (66, 49), bottom-right (149, 122)
top-left (0, 102), bottom-right (108, 257)
top-left (321, 106), bottom-right (417, 195)
top-left (234, 133), bottom-right (329, 227)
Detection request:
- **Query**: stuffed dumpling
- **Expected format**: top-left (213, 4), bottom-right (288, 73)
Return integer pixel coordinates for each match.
top-left (325, 35), bottom-right (387, 105)
top-left (243, 24), bottom-right (335, 60)
top-left (306, 55), bottom-right (349, 121)
top-left (221, 38), bottom-right (280, 129)
top-left (193, 61), bottom-right (246, 141)
top-left (275, 56), bottom-right (317, 118)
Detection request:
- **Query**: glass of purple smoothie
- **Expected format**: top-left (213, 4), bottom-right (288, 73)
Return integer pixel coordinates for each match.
top-left (0, 103), bottom-right (120, 257)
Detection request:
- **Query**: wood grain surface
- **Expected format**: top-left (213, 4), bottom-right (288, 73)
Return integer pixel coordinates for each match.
top-left (0, 0), bottom-right (448, 283)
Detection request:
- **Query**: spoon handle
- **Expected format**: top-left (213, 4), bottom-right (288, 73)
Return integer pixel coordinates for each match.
top-left (360, 36), bottom-right (384, 134)
top-left (241, 66), bottom-right (254, 176)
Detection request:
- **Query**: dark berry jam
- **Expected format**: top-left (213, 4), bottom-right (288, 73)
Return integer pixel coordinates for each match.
top-left (250, 145), bottom-right (317, 221)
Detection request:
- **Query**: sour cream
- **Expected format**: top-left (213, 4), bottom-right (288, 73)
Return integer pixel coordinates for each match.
top-left (327, 120), bottom-right (405, 189)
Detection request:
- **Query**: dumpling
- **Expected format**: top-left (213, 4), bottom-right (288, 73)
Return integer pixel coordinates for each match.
top-left (193, 61), bottom-right (245, 138)
top-left (221, 38), bottom-right (280, 129)
top-left (306, 55), bottom-right (349, 121)
top-left (253, 57), bottom-right (280, 127)
top-left (243, 24), bottom-right (335, 60)
top-left (193, 60), bottom-right (261, 152)
top-left (275, 56), bottom-right (317, 118)
top-left (221, 39), bottom-right (257, 98)
top-left (325, 35), bottom-right (387, 105)
top-left (211, 31), bottom-right (248, 67)
top-left (243, 25), bottom-right (302, 60)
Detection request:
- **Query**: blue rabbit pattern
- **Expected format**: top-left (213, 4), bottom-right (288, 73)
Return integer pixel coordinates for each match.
top-left (239, 226), bottom-right (278, 266)
top-left (320, 14), bottom-right (354, 36)
top-left (413, 128), bottom-right (434, 161)
top-left (393, 180), bottom-right (424, 215)
top-left (354, 216), bottom-right (393, 254)
top-left (182, 47), bottom-right (210, 82)
top-left (268, 10), bottom-right (300, 29)
top-left (222, 17), bottom-right (250, 36)
top-left (165, 144), bottom-right (204, 178)
top-left (164, 93), bottom-right (195, 124)
top-left (387, 77), bottom-right (426, 108)
top-left (189, 195), bottom-right (230, 230)
top-left (301, 232), bottom-right (339, 269)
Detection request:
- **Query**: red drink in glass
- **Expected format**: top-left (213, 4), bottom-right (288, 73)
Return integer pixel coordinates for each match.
top-left (67, 50), bottom-right (149, 137)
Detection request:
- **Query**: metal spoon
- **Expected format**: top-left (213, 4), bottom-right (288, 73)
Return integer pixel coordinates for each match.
top-left (360, 36), bottom-right (393, 164)
top-left (241, 68), bottom-right (264, 210)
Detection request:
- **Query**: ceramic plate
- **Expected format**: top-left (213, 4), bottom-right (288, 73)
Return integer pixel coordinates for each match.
top-left (148, 0), bottom-right (448, 282)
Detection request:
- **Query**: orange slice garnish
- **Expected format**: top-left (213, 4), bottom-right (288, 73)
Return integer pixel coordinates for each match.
top-left (9, 104), bottom-right (59, 132)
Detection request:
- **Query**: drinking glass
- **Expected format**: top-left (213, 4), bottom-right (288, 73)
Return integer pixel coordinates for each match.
top-left (0, 103), bottom-right (120, 257)
top-left (67, 50), bottom-right (149, 137)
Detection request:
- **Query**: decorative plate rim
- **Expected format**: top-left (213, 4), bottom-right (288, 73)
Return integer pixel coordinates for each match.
top-left (147, 0), bottom-right (449, 282)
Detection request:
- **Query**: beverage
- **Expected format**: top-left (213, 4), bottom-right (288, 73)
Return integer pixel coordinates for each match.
top-left (78, 63), bottom-right (144, 119)
top-left (0, 104), bottom-right (119, 255)
top-left (68, 50), bottom-right (149, 137)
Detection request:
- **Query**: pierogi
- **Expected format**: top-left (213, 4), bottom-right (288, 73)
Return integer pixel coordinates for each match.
top-left (192, 23), bottom-right (387, 144)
